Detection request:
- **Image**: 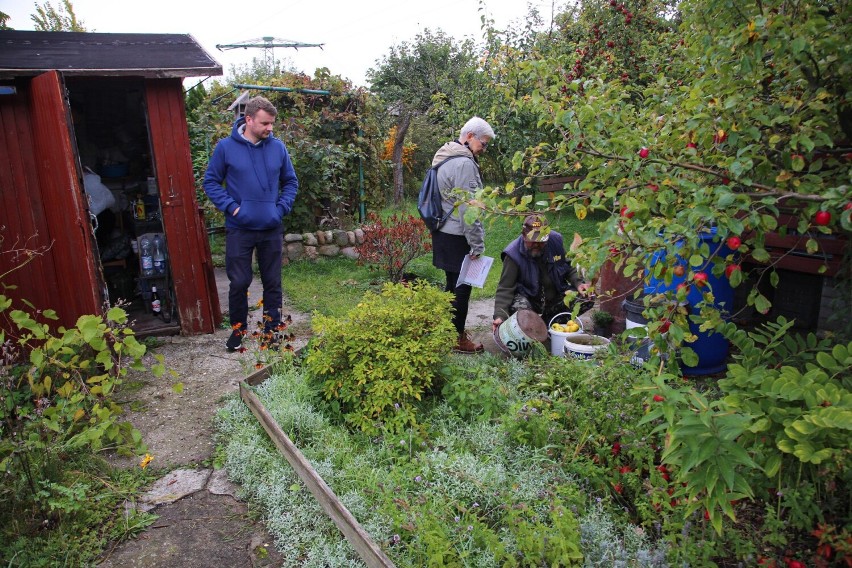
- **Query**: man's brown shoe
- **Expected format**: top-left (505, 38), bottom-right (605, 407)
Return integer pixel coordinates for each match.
top-left (454, 332), bottom-right (484, 354)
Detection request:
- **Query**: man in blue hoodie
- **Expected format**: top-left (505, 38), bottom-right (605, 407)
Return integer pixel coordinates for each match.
top-left (203, 96), bottom-right (299, 351)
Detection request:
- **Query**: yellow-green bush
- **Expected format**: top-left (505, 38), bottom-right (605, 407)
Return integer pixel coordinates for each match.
top-left (305, 281), bottom-right (456, 434)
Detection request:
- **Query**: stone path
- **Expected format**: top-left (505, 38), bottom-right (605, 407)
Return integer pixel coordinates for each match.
top-left (99, 268), bottom-right (502, 566)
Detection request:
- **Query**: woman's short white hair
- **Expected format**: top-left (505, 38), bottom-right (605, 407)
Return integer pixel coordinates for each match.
top-left (460, 116), bottom-right (495, 140)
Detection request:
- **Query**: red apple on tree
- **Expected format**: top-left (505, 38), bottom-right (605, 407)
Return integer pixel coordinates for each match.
top-left (814, 210), bottom-right (831, 226)
top-left (693, 271), bottom-right (708, 287)
top-left (620, 206), bottom-right (634, 219)
top-left (725, 264), bottom-right (741, 278)
top-left (659, 319), bottom-right (671, 333)
top-left (713, 129), bottom-right (727, 144)
top-left (638, 147), bottom-right (649, 158)
top-left (673, 264), bottom-right (685, 277)
top-left (647, 183), bottom-right (659, 192)
top-left (726, 236), bottom-right (742, 250)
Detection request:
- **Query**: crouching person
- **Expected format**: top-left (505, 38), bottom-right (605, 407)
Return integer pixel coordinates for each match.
top-left (492, 214), bottom-right (592, 334)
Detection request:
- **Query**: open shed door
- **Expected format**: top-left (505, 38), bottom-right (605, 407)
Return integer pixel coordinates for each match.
top-left (29, 71), bottom-right (101, 326)
top-left (145, 78), bottom-right (221, 334)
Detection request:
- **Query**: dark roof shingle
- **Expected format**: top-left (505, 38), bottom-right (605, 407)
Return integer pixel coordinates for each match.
top-left (0, 30), bottom-right (222, 78)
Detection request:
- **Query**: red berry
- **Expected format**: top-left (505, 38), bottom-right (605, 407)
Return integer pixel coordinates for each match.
top-left (619, 465), bottom-right (632, 474)
top-left (639, 147), bottom-right (650, 158)
top-left (611, 442), bottom-right (622, 455)
top-left (653, 394), bottom-right (665, 402)
top-left (662, 472), bottom-right (671, 482)
top-left (693, 271), bottom-right (708, 286)
top-left (607, 41), bottom-right (615, 48)
top-left (647, 183), bottom-right (659, 192)
top-left (726, 236), bottom-right (742, 250)
top-left (844, 202), bottom-right (852, 210)
top-left (659, 319), bottom-right (671, 333)
top-left (786, 561), bottom-right (804, 568)
top-left (620, 206), bottom-right (634, 219)
top-left (613, 483), bottom-right (623, 494)
top-left (686, 142), bottom-right (697, 149)
top-left (725, 264), bottom-right (741, 278)
top-left (656, 465), bottom-right (668, 474)
top-left (704, 510), bottom-right (710, 520)
top-left (814, 210), bottom-right (831, 226)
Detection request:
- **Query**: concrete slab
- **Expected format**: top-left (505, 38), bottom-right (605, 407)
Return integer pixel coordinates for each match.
top-left (139, 468), bottom-right (212, 512)
top-left (207, 468), bottom-right (239, 498)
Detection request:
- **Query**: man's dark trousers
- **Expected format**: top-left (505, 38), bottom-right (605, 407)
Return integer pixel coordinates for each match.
top-left (225, 227), bottom-right (283, 332)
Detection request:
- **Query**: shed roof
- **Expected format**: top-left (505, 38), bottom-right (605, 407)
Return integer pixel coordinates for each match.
top-left (0, 30), bottom-right (223, 79)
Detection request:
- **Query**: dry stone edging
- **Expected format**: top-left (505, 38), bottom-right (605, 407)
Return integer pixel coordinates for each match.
top-left (282, 228), bottom-right (365, 263)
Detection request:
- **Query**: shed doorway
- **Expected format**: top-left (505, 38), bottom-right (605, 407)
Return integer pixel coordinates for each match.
top-left (66, 76), bottom-right (179, 335)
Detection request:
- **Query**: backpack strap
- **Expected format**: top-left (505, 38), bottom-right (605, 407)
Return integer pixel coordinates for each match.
top-left (432, 154), bottom-right (474, 171)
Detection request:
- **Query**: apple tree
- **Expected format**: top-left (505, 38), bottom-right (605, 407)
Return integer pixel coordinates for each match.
top-left (475, 0), bottom-right (850, 351)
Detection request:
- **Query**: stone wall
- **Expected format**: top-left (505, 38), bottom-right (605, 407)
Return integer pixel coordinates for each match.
top-left (282, 229), bottom-right (365, 264)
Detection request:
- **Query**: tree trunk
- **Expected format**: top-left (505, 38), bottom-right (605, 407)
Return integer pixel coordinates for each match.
top-left (391, 113), bottom-right (412, 205)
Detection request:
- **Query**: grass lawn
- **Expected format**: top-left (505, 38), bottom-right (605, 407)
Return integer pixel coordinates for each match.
top-left (281, 204), bottom-right (607, 313)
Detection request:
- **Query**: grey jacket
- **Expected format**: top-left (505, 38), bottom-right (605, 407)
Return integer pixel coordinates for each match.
top-left (431, 141), bottom-right (485, 255)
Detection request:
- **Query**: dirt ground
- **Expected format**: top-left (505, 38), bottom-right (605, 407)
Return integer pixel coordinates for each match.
top-left (99, 268), bottom-right (500, 566)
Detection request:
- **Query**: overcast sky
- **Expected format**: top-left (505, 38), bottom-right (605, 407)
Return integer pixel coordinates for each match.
top-left (3, 0), bottom-right (556, 87)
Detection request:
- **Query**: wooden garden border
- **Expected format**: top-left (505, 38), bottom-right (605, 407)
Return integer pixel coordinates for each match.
top-left (239, 366), bottom-right (395, 568)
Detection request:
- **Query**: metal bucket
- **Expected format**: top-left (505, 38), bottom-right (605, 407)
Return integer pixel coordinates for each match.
top-left (493, 309), bottom-right (548, 358)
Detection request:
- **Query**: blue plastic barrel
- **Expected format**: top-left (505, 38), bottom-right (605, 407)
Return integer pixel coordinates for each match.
top-left (644, 228), bottom-right (735, 375)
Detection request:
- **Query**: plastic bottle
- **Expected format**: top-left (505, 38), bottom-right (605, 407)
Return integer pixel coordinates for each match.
top-left (152, 235), bottom-right (165, 275)
top-left (151, 286), bottom-right (161, 316)
top-left (134, 194), bottom-right (146, 220)
top-left (140, 236), bottom-right (154, 277)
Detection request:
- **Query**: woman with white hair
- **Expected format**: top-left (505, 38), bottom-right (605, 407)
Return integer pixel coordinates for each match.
top-left (429, 116), bottom-right (495, 353)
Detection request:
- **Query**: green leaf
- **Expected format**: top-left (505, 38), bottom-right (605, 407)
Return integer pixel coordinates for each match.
top-left (107, 306), bottom-right (128, 323)
top-left (764, 453), bottom-right (781, 477)
top-left (754, 293), bottom-right (772, 315)
top-left (681, 347), bottom-right (699, 368)
top-left (750, 247), bottom-right (771, 263)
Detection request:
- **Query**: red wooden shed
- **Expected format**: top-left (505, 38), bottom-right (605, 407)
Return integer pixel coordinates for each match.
top-left (0, 30), bottom-right (223, 335)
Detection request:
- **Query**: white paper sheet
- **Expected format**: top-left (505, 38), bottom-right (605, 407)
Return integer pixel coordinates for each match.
top-left (457, 255), bottom-right (494, 288)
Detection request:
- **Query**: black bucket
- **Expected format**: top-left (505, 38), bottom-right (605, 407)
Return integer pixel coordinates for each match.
top-left (622, 297), bottom-right (648, 330)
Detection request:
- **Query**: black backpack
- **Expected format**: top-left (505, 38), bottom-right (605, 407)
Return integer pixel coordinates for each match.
top-left (417, 155), bottom-right (469, 233)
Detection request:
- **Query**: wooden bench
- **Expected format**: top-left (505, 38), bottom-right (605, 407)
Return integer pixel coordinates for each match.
top-left (537, 175), bottom-right (584, 200)
top-left (745, 212), bottom-right (849, 277)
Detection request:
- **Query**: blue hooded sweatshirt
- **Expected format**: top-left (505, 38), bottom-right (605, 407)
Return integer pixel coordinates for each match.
top-left (203, 116), bottom-right (299, 230)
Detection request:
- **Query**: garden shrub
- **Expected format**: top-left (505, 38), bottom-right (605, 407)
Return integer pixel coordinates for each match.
top-left (440, 357), bottom-right (510, 421)
top-left (304, 280), bottom-right (456, 434)
top-left (636, 316), bottom-right (851, 560)
top-left (0, 295), bottom-right (163, 564)
top-left (355, 212), bottom-right (432, 283)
